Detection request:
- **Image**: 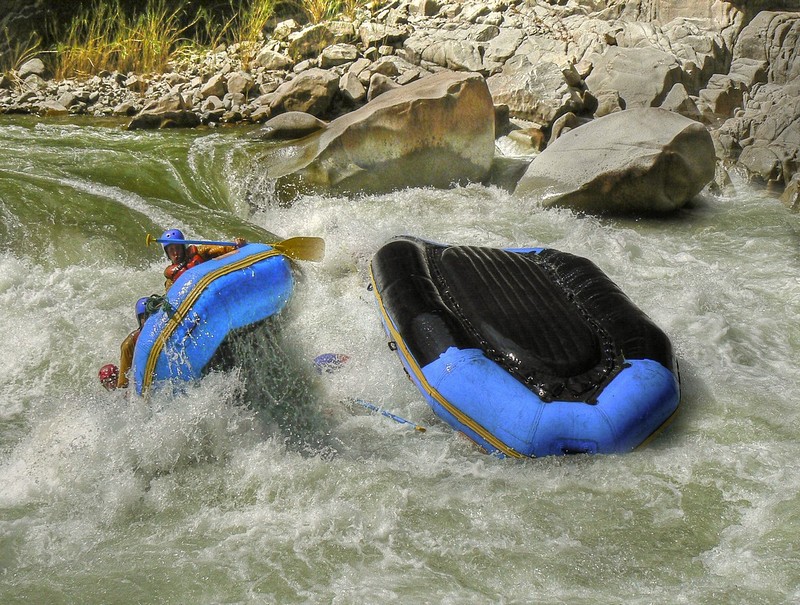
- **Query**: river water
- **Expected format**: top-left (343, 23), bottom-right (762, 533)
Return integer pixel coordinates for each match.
top-left (1, 117), bottom-right (799, 604)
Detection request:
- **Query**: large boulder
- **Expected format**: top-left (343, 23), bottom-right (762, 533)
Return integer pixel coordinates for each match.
top-left (514, 108), bottom-right (716, 214)
top-left (257, 71), bottom-right (495, 198)
top-left (126, 93), bottom-right (201, 130)
top-left (487, 57), bottom-right (591, 125)
top-left (585, 46), bottom-right (684, 113)
top-left (269, 68), bottom-right (340, 117)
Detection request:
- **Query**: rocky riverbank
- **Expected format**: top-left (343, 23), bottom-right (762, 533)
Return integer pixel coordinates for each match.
top-left (1, 0), bottom-right (798, 208)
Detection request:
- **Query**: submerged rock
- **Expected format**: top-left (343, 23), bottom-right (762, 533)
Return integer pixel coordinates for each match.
top-left (514, 108), bottom-right (715, 214)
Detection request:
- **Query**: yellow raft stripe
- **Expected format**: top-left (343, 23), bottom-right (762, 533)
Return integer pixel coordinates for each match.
top-left (369, 268), bottom-right (524, 459)
top-left (142, 249), bottom-right (281, 392)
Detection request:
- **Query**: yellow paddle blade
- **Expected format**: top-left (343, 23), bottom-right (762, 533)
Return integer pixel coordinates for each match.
top-left (145, 233), bottom-right (156, 247)
top-left (272, 236), bottom-right (325, 262)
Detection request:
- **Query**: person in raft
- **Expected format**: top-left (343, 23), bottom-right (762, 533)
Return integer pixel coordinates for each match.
top-left (98, 296), bottom-right (152, 391)
top-left (160, 228), bottom-right (247, 290)
top-left (98, 363), bottom-right (119, 391)
top-left (115, 296), bottom-right (152, 389)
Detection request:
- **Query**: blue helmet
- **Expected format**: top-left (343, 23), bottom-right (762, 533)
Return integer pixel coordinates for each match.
top-left (161, 229), bottom-right (185, 258)
top-left (135, 297), bottom-right (148, 320)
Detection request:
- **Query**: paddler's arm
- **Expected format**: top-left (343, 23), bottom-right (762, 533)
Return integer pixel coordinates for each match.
top-left (196, 238), bottom-right (246, 260)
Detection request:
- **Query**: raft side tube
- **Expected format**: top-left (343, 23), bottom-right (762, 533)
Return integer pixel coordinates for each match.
top-left (422, 348), bottom-right (679, 456)
top-left (133, 243), bottom-right (294, 394)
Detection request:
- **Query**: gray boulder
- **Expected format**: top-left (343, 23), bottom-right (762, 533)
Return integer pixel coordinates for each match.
top-left (200, 74), bottom-right (226, 99)
top-left (514, 108), bottom-right (716, 214)
top-left (585, 46), bottom-right (684, 112)
top-left (367, 73), bottom-right (401, 101)
top-left (732, 80), bottom-right (800, 185)
top-left (257, 71), bottom-right (495, 198)
top-left (359, 22), bottom-right (407, 48)
top-left (254, 49), bottom-right (293, 71)
top-left (320, 43), bottom-right (359, 68)
top-left (269, 68), bottom-right (340, 117)
top-left (339, 72), bottom-right (366, 104)
top-left (18, 57), bottom-right (46, 79)
top-left (248, 111), bottom-right (327, 141)
top-left (487, 57), bottom-right (589, 125)
top-left (126, 93), bottom-right (201, 130)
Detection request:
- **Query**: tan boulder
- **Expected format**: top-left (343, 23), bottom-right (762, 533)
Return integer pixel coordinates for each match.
top-left (249, 111), bottom-right (328, 141)
top-left (514, 108), bottom-right (716, 214)
top-left (269, 68), bottom-right (340, 117)
top-left (781, 173), bottom-right (800, 212)
top-left (258, 71), bottom-right (495, 198)
top-left (288, 24), bottom-right (336, 61)
top-left (126, 93), bottom-right (201, 130)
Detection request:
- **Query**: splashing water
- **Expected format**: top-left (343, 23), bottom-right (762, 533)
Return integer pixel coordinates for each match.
top-left (1, 117), bottom-right (799, 604)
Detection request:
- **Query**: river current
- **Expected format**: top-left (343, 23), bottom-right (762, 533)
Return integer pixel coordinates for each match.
top-left (1, 117), bottom-right (799, 604)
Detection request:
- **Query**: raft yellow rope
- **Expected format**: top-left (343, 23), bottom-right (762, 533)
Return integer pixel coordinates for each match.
top-left (142, 249), bottom-right (281, 393)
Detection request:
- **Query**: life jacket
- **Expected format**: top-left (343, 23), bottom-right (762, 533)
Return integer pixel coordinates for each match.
top-left (164, 245), bottom-right (205, 283)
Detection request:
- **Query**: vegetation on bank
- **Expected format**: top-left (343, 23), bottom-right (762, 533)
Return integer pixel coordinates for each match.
top-left (1, 0), bottom-right (370, 78)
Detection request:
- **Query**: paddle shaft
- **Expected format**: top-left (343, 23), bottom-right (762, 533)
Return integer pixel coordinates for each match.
top-left (155, 238), bottom-right (238, 247)
top-left (148, 234), bottom-right (324, 262)
top-left (349, 398), bottom-right (426, 432)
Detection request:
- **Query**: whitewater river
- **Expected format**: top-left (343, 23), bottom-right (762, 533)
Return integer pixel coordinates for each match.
top-left (1, 117), bottom-right (799, 604)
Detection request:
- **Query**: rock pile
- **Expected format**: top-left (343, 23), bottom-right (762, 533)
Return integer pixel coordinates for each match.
top-left (1, 0), bottom-right (798, 195)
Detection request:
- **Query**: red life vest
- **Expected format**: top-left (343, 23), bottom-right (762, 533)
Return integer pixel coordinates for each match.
top-left (164, 245), bottom-right (205, 283)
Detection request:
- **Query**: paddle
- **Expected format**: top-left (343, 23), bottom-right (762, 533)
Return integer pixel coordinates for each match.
top-left (346, 397), bottom-right (427, 432)
top-left (146, 234), bottom-right (325, 262)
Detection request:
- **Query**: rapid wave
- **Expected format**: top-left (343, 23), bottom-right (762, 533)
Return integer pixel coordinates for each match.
top-left (2, 117), bottom-right (800, 603)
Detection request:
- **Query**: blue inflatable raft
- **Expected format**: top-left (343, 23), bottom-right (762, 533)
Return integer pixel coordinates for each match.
top-left (133, 243), bottom-right (294, 395)
top-left (369, 236), bottom-right (680, 458)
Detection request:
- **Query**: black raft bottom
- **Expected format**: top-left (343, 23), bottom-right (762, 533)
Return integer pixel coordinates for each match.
top-left (370, 236), bottom-right (674, 403)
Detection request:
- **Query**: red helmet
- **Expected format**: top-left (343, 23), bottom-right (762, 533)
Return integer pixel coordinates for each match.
top-left (98, 364), bottom-right (119, 389)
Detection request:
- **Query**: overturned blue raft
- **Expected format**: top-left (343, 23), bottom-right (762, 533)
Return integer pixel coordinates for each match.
top-left (369, 236), bottom-right (680, 457)
top-left (133, 243), bottom-right (294, 395)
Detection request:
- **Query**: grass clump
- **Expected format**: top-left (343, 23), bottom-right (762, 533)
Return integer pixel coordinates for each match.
top-left (300, 0), bottom-right (370, 23)
top-left (1, 27), bottom-right (42, 74)
top-left (52, 0), bottom-right (279, 77)
top-left (11, 0), bottom-right (379, 80)
top-left (52, 0), bottom-right (191, 79)
top-left (228, 0), bottom-right (278, 68)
